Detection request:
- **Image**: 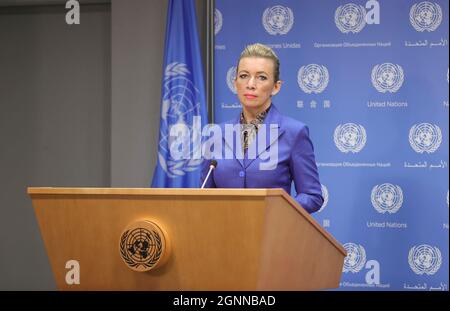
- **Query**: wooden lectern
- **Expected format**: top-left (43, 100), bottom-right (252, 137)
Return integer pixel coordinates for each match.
top-left (27, 188), bottom-right (346, 291)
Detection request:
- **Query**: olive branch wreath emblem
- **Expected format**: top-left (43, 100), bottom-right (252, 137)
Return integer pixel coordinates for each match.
top-left (158, 62), bottom-right (203, 178)
top-left (120, 229), bottom-right (163, 270)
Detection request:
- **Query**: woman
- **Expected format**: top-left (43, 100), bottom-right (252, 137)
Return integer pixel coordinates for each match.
top-left (201, 43), bottom-right (323, 214)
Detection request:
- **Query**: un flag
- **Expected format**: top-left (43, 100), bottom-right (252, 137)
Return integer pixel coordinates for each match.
top-left (151, 0), bottom-right (208, 188)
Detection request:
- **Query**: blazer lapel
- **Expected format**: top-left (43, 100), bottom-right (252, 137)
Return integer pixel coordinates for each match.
top-left (221, 116), bottom-right (244, 168)
top-left (245, 104), bottom-right (285, 169)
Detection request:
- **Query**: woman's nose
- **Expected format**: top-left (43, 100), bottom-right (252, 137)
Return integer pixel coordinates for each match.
top-left (246, 77), bottom-right (256, 89)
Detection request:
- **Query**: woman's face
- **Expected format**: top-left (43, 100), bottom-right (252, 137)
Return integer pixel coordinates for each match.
top-left (234, 57), bottom-right (281, 113)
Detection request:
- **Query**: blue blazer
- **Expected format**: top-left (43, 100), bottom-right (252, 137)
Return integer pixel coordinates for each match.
top-left (200, 104), bottom-right (323, 213)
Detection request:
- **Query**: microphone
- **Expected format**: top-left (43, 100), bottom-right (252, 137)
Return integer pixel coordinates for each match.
top-left (201, 160), bottom-right (217, 189)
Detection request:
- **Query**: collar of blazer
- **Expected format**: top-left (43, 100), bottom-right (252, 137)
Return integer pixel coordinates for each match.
top-left (220, 104), bottom-right (285, 168)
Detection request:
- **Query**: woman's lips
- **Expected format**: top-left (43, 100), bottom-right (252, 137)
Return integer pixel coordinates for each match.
top-left (244, 94), bottom-right (257, 99)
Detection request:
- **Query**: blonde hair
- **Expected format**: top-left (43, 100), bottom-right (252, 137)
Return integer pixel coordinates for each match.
top-left (237, 43), bottom-right (280, 82)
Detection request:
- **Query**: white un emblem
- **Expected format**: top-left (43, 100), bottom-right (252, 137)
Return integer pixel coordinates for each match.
top-left (335, 3), bottom-right (366, 34)
top-left (214, 9), bottom-right (223, 35)
top-left (408, 244), bottom-right (442, 275)
top-left (226, 66), bottom-right (237, 94)
top-left (371, 183), bottom-right (403, 214)
top-left (409, 123), bottom-right (442, 154)
top-left (410, 2), bottom-right (442, 32)
top-left (158, 62), bottom-right (203, 178)
top-left (334, 123), bottom-right (367, 153)
top-left (318, 184), bottom-right (329, 213)
top-left (343, 243), bottom-right (367, 273)
top-left (371, 63), bottom-right (404, 93)
top-left (262, 5), bottom-right (294, 35)
top-left (298, 64), bottom-right (329, 94)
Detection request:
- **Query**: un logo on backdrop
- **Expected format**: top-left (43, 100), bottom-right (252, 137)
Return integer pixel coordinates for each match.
top-left (409, 123), bottom-right (442, 154)
top-left (343, 243), bottom-right (367, 273)
top-left (158, 63), bottom-right (203, 177)
top-left (408, 245), bottom-right (442, 275)
top-left (371, 63), bottom-right (404, 93)
top-left (371, 184), bottom-right (403, 214)
top-left (297, 64), bottom-right (329, 94)
top-left (318, 184), bottom-right (329, 213)
top-left (214, 9), bottom-right (223, 35)
top-left (226, 66), bottom-right (237, 94)
top-left (335, 3), bottom-right (367, 33)
top-left (410, 2), bottom-right (442, 32)
top-left (334, 123), bottom-right (367, 153)
top-left (262, 5), bottom-right (294, 35)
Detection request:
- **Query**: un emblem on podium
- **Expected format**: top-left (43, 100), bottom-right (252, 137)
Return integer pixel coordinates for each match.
top-left (119, 220), bottom-right (170, 272)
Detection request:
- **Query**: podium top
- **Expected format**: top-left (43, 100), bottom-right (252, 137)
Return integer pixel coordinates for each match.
top-left (28, 187), bottom-right (289, 197)
top-left (27, 187), bottom-right (346, 256)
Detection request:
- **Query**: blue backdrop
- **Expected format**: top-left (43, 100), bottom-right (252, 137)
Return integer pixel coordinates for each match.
top-left (214, 0), bottom-right (448, 291)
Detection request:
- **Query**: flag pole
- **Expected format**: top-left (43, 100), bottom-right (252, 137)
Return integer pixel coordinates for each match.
top-left (206, 0), bottom-right (215, 124)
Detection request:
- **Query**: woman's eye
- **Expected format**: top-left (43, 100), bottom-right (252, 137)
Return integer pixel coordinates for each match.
top-left (239, 74), bottom-right (248, 79)
top-left (258, 76), bottom-right (268, 81)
